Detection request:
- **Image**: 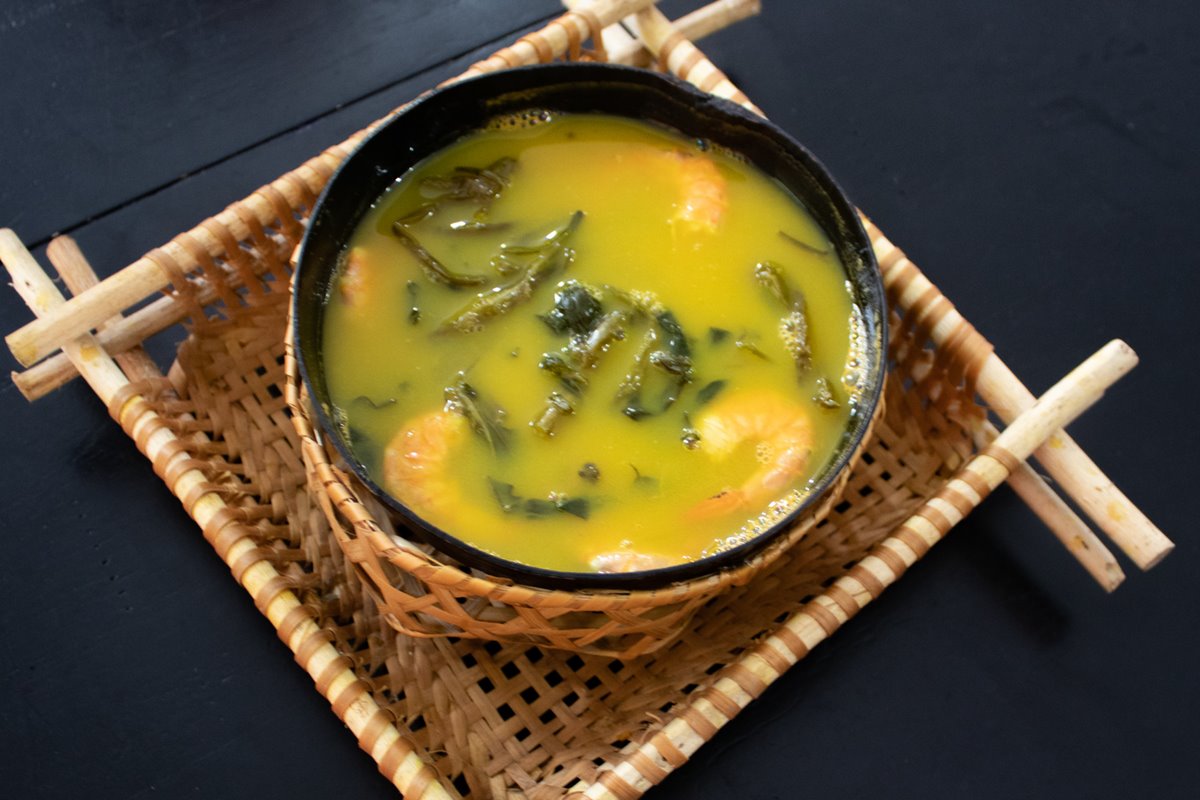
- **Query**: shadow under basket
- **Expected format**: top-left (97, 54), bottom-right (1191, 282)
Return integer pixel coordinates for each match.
top-left (285, 301), bottom-right (883, 657)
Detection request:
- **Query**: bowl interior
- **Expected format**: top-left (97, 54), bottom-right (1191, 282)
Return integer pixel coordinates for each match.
top-left (293, 63), bottom-right (886, 590)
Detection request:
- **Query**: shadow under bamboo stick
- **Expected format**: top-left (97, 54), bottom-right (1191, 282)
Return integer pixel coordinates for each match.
top-left (974, 420), bottom-right (1125, 591)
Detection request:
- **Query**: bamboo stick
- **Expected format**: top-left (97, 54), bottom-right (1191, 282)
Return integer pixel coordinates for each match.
top-left (665, 0), bottom-right (761, 43)
top-left (977, 355), bottom-right (1171, 570)
top-left (614, 0), bottom-right (762, 67)
top-left (563, 0), bottom-right (640, 55)
top-left (964, 342), bottom-right (1137, 493)
top-left (0, 228), bottom-right (451, 799)
top-left (564, 0), bottom-right (762, 67)
top-left (5, 166), bottom-right (336, 370)
top-left (580, 339), bottom-right (1139, 800)
top-left (629, 3), bottom-right (762, 113)
top-left (13, 250), bottom-right (273, 401)
top-left (45, 237), bottom-right (169, 386)
top-left (866, 221), bottom-right (1172, 570)
top-left (454, 0), bottom-right (657, 82)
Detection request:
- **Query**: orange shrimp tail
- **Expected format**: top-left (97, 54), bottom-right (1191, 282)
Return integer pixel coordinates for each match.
top-left (672, 152), bottom-right (726, 233)
top-left (338, 246), bottom-right (374, 310)
top-left (685, 488), bottom-right (750, 522)
top-left (381, 411), bottom-right (467, 515)
top-left (590, 550), bottom-right (674, 573)
top-left (683, 390), bottom-right (815, 523)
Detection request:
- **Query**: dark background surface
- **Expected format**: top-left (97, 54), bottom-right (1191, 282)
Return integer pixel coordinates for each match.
top-left (2, 1), bottom-right (1198, 797)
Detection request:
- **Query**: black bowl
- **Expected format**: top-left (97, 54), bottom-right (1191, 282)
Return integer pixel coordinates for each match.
top-left (293, 62), bottom-right (885, 591)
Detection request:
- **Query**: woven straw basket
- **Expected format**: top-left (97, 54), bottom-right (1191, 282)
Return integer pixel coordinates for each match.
top-left (2, 2), bottom-right (1171, 797)
top-left (285, 309), bottom-right (879, 658)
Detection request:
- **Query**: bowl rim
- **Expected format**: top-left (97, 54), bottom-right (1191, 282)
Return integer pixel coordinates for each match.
top-left (292, 61), bottom-right (887, 591)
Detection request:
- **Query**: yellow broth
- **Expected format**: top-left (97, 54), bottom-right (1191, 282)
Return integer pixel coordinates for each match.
top-left (321, 113), bottom-right (858, 573)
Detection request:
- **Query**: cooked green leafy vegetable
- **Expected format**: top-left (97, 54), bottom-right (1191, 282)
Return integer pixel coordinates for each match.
top-left (533, 310), bottom-right (628, 434)
top-left (351, 394), bottom-right (397, 410)
top-left (444, 374), bottom-right (512, 455)
top-left (615, 329), bottom-right (657, 420)
top-left (391, 223), bottom-right (488, 289)
top-left (648, 350), bottom-right (692, 377)
top-left (630, 464), bottom-right (659, 491)
top-left (649, 350), bottom-right (694, 411)
top-left (444, 219), bottom-right (513, 235)
top-left (681, 412), bottom-right (701, 450)
top-left (655, 310), bottom-right (690, 358)
top-left (735, 332), bottom-right (770, 360)
top-left (540, 280), bottom-right (602, 336)
top-left (395, 203), bottom-right (436, 226)
top-left (621, 401), bottom-right (653, 421)
top-left (779, 229), bottom-right (830, 255)
top-left (419, 156), bottom-right (517, 204)
top-left (393, 157), bottom-right (518, 236)
top-left (405, 280), bottom-right (421, 325)
top-left (488, 477), bottom-right (522, 513)
top-left (552, 496), bottom-right (591, 520)
top-left (437, 212), bottom-right (584, 334)
top-left (778, 310), bottom-right (811, 372)
top-left (754, 260), bottom-right (795, 308)
top-left (538, 352), bottom-right (588, 395)
top-left (531, 391), bottom-right (575, 438)
top-left (489, 212), bottom-right (584, 276)
top-left (488, 477), bottom-right (591, 520)
top-left (603, 284), bottom-right (665, 317)
top-left (652, 310), bottom-right (694, 411)
top-left (608, 302), bottom-right (695, 415)
top-left (695, 379), bottom-right (726, 406)
top-left (522, 498), bottom-right (557, 516)
top-left (755, 260), bottom-right (812, 374)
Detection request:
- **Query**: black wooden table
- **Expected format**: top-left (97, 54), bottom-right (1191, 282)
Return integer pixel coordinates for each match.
top-left (3, 2), bottom-right (1197, 797)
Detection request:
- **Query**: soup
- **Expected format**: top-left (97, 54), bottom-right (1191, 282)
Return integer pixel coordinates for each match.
top-left (320, 112), bottom-right (866, 574)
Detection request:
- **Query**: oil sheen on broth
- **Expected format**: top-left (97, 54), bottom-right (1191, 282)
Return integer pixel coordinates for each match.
top-left (322, 112), bottom-right (860, 574)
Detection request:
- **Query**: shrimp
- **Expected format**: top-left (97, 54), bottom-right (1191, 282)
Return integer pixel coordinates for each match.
top-left (590, 549), bottom-right (673, 574)
top-left (337, 246), bottom-right (374, 310)
top-left (381, 410), bottom-right (469, 517)
top-left (669, 151), bottom-right (726, 233)
top-left (686, 390), bottom-right (814, 521)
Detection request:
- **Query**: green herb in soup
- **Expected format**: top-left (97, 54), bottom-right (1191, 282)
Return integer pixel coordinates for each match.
top-left (321, 112), bottom-right (862, 574)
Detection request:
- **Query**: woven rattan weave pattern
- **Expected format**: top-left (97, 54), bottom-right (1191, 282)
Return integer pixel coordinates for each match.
top-left (159, 232), bottom-right (980, 797)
